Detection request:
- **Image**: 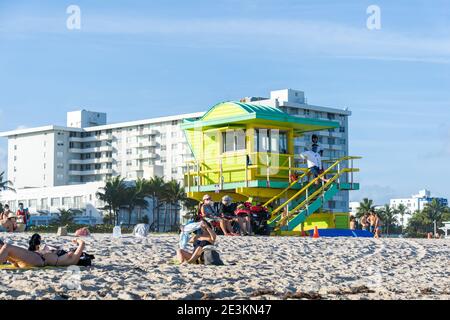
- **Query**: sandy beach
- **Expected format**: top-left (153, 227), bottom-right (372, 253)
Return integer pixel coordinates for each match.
top-left (0, 233), bottom-right (449, 300)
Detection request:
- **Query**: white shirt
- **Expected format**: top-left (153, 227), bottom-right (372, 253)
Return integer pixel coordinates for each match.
top-left (300, 150), bottom-right (322, 168)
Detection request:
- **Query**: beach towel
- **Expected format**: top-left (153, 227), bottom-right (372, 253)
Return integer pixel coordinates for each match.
top-left (179, 222), bottom-right (202, 250)
top-left (133, 224), bottom-right (149, 238)
top-left (0, 264), bottom-right (61, 270)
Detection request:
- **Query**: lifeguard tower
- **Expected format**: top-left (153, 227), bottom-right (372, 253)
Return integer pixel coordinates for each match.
top-left (181, 101), bottom-right (360, 234)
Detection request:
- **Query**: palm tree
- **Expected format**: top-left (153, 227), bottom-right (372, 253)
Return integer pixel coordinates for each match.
top-left (423, 199), bottom-right (448, 236)
top-left (123, 179), bottom-right (149, 225)
top-left (356, 198), bottom-right (375, 218)
top-left (0, 171), bottom-right (14, 191)
top-left (396, 203), bottom-right (409, 232)
top-left (147, 176), bottom-right (166, 231)
top-left (377, 204), bottom-right (399, 236)
top-left (96, 176), bottom-right (127, 225)
top-left (55, 208), bottom-right (76, 225)
top-left (162, 180), bottom-right (187, 231)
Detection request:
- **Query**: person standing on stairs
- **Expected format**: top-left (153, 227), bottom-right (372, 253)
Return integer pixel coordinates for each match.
top-left (300, 144), bottom-right (329, 185)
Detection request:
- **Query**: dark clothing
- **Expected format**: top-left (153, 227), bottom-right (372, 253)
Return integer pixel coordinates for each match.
top-left (218, 203), bottom-right (236, 219)
top-left (193, 240), bottom-right (213, 250)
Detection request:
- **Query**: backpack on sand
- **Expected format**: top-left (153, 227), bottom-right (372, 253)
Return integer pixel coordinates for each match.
top-left (202, 246), bottom-right (224, 266)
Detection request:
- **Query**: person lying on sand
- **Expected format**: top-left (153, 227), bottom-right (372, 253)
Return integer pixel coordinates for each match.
top-left (0, 234), bottom-right (87, 268)
top-left (176, 220), bottom-right (217, 264)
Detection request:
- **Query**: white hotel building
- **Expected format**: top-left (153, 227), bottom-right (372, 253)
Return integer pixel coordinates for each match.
top-left (0, 89), bottom-right (351, 224)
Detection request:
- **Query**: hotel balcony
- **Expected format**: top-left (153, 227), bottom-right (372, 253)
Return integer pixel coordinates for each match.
top-left (68, 168), bottom-right (113, 176)
top-left (68, 158), bottom-right (113, 165)
top-left (69, 134), bottom-right (113, 142)
top-left (69, 145), bottom-right (113, 153)
top-left (129, 152), bottom-right (157, 160)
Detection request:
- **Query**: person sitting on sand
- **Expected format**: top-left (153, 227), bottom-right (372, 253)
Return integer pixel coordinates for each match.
top-left (176, 220), bottom-right (217, 264)
top-left (0, 234), bottom-right (87, 268)
top-left (0, 212), bottom-right (18, 233)
top-left (217, 195), bottom-right (238, 236)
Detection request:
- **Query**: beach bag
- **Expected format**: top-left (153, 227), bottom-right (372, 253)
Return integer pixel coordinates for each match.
top-left (57, 226), bottom-right (68, 236)
top-left (75, 227), bottom-right (90, 237)
top-left (202, 246), bottom-right (224, 266)
top-left (133, 224), bottom-right (149, 238)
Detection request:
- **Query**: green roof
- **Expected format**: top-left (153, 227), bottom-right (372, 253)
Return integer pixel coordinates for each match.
top-left (181, 101), bottom-right (339, 133)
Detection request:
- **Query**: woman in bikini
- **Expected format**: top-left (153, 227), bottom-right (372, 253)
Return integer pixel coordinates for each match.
top-left (176, 220), bottom-right (217, 264)
top-left (0, 234), bottom-right (86, 268)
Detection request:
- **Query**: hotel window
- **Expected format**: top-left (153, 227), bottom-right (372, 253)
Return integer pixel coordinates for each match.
top-left (14, 145), bottom-right (17, 150)
top-left (57, 174), bottom-right (64, 180)
top-left (28, 199), bottom-right (37, 208)
top-left (172, 120), bottom-right (178, 126)
top-left (62, 197), bottom-right (72, 207)
top-left (171, 168), bottom-right (178, 174)
top-left (160, 157), bottom-right (166, 163)
top-left (95, 152), bottom-right (101, 158)
top-left (95, 164), bottom-right (101, 170)
top-left (328, 137), bottom-right (335, 145)
top-left (222, 129), bottom-right (246, 153)
top-left (327, 113), bottom-right (335, 120)
top-left (303, 109), bottom-right (310, 116)
top-left (106, 163), bottom-right (112, 169)
top-left (171, 132), bottom-right (177, 138)
top-left (171, 144), bottom-right (177, 150)
top-left (339, 127), bottom-right (346, 133)
top-left (126, 160), bottom-right (132, 166)
top-left (160, 133), bottom-right (166, 139)
top-left (161, 145), bottom-right (167, 151)
top-left (57, 140), bottom-right (64, 146)
top-left (57, 163), bottom-right (64, 169)
top-left (126, 149), bottom-right (132, 155)
top-left (14, 156), bottom-right (16, 161)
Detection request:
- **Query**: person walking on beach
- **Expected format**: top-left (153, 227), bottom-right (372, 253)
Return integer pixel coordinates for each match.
top-left (374, 213), bottom-right (383, 239)
top-left (368, 211), bottom-right (377, 234)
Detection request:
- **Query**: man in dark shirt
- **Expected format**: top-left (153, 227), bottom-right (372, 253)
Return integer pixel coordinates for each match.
top-left (217, 195), bottom-right (238, 236)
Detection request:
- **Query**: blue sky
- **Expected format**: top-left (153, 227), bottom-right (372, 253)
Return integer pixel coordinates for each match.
top-left (0, 0), bottom-right (449, 204)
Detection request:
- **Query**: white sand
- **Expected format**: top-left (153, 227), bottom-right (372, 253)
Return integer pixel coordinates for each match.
top-left (0, 233), bottom-right (449, 300)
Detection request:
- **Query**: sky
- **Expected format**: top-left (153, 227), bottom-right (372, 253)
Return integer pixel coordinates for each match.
top-left (0, 0), bottom-right (449, 205)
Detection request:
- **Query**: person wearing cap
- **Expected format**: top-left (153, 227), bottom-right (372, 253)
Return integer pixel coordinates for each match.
top-left (0, 212), bottom-right (18, 232)
top-left (217, 195), bottom-right (238, 236)
top-left (199, 194), bottom-right (220, 222)
top-left (300, 144), bottom-right (328, 184)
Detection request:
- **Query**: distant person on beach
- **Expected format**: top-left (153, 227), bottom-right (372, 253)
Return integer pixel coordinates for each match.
top-left (217, 195), bottom-right (238, 236)
top-left (176, 220), bottom-right (217, 264)
top-left (0, 212), bottom-right (18, 233)
top-left (349, 216), bottom-right (356, 230)
top-left (368, 211), bottom-right (377, 234)
top-left (300, 144), bottom-right (328, 184)
top-left (16, 203), bottom-right (30, 230)
top-left (359, 213), bottom-right (369, 231)
top-left (374, 213), bottom-right (382, 238)
top-left (1, 204), bottom-right (12, 221)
